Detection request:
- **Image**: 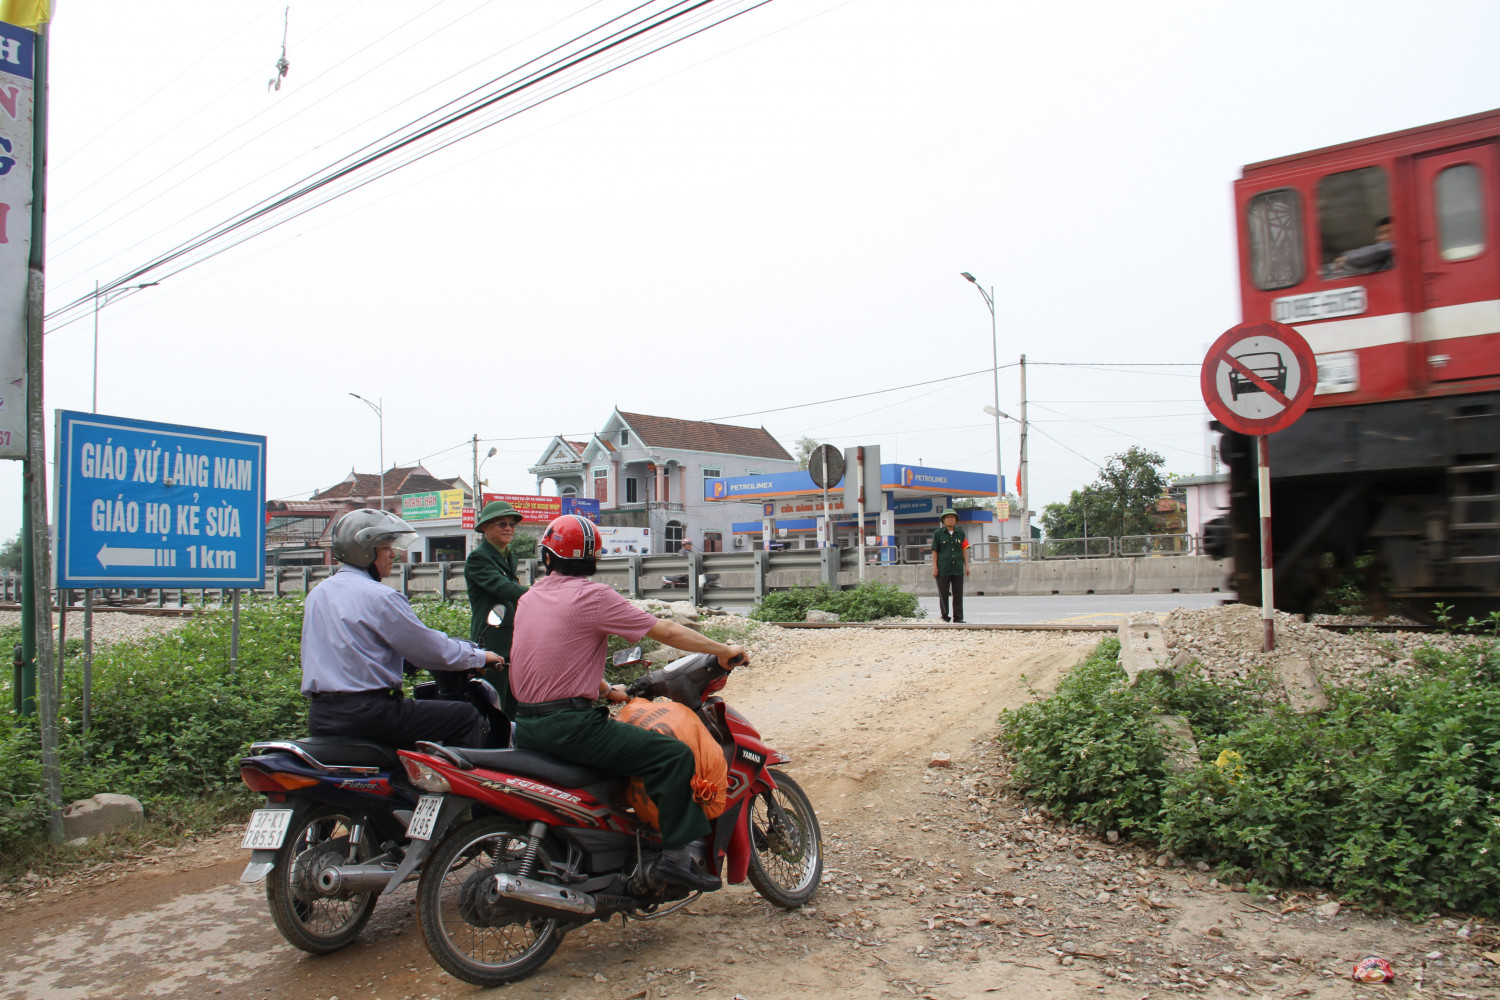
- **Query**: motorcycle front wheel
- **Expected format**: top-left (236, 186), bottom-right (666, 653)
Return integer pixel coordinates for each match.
top-left (746, 769), bottom-right (823, 908)
top-left (416, 817), bottom-right (565, 986)
top-left (265, 805), bottom-right (379, 953)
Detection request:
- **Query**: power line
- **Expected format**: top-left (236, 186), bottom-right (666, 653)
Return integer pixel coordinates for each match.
top-left (50, 0), bottom-right (525, 266)
top-left (46, 0), bottom-right (777, 329)
top-left (707, 364), bottom-right (1017, 422)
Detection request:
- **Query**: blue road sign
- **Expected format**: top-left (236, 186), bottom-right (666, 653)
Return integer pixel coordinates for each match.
top-left (53, 411), bottom-right (267, 589)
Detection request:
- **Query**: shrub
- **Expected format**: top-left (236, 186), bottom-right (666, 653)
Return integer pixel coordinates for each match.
top-left (748, 582), bottom-right (923, 622)
top-left (998, 640), bottom-right (1171, 835)
top-left (0, 597), bottom-right (309, 857)
top-left (412, 598), bottom-right (472, 639)
top-left (998, 636), bottom-right (1500, 915)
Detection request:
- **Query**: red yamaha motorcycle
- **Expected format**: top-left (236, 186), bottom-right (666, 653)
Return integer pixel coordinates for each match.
top-left (395, 649), bottom-right (821, 986)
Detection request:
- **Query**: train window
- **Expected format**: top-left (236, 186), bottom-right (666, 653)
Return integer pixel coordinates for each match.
top-left (1246, 188), bottom-right (1304, 290)
top-left (1317, 167), bottom-right (1390, 274)
top-left (1435, 163), bottom-right (1485, 260)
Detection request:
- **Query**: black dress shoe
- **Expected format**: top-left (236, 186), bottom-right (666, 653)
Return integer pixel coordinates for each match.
top-left (652, 846), bottom-right (721, 893)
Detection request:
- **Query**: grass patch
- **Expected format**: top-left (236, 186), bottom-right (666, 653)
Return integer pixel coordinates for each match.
top-left (748, 581), bottom-right (923, 623)
top-left (998, 637), bottom-right (1500, 915)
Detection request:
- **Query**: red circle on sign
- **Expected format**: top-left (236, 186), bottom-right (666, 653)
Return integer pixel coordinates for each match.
top-left (1200, 320), bottom-right (1317, 436)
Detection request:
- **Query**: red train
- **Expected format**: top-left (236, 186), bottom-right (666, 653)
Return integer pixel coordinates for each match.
top-left (1209, 109), bottom-right (1500, 616)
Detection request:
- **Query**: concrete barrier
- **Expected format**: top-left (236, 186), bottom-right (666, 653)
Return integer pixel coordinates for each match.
top-left (836, 556), bottom-right (1231, 597)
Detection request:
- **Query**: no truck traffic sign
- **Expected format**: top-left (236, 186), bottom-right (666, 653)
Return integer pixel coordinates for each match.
top-left (1200, 321), bottom-right (1316, 437)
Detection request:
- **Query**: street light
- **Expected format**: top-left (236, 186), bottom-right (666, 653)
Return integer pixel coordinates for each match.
top-left (960, 271), bottom-right (1005, 529)
top-left (93, 279), bottom-right (160, 413)
top-left (479, 446), bottom-right (497, 486)
top-left (348, 393), bottom-right (385, 510)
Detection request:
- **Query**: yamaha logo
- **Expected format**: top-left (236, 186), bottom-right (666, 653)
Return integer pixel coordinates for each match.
top-left (738, 748), bottom-right (765, 768)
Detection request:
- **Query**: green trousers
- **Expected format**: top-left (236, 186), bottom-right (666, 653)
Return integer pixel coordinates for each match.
top-left (514, 706), bottom-right (709, 849)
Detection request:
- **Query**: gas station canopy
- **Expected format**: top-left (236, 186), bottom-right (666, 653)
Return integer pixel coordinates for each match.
top-left (704, 463), bottom-right (997, 504)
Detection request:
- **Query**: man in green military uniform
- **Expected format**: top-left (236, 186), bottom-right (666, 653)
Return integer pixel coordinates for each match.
top-left (466, 500), bottom-right (528, 666)
top-left (930, 507), bottom-right (970, 623)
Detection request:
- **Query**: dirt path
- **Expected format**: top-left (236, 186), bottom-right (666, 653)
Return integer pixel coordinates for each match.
top-left (1, 627), bottom-right (1495, 1000)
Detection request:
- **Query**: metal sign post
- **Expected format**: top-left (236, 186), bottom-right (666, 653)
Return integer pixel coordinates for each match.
top-left (1200, 320), bottom-right (1317, 652)
top-left (806, 444), bottom-right (846, 551)
top-left (855, 447), bottom-right (866, 580)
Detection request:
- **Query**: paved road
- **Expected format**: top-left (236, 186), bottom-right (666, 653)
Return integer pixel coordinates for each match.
top-left (916, 591), bottom-right (1232, 624)
top-left (719, 592), bottom-right (1233, 623)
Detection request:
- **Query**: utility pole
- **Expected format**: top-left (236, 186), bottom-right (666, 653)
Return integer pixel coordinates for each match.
top-left (1019, 354), bottom-right (1030, 554)
top-left (21, 21), bottom-right (63, 842)
top-left (471, 434), bottom-right (480, 515)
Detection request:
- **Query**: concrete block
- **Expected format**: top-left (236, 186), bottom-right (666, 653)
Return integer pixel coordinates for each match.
top-left (1118, 613), bottom-right (1173, 686)
top-left (62, 793), bottom-right (145, 841)
top-left (1153, 715), bottom-right (1200, 773)
top-left (1276, 655), bottom-right (1329, 713)
top-left (805, 609), bottom-right (840, 622)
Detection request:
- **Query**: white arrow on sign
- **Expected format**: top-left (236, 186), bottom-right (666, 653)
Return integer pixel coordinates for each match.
top-left (97, 544), bottom-right (168, 568)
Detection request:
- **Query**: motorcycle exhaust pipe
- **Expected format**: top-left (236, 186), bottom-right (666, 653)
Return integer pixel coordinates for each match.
top-left (315, 863), bottom-right (401, 895)
top-left (485, 873), bottom-right (598, 919)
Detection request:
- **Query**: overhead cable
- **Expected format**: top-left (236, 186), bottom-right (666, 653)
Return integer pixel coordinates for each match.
top-left (46, 0), bottom-right (776, 330)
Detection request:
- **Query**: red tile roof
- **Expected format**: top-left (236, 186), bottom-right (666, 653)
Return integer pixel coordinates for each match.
top-left (312, 465), bottom-right (460, 501)
top-left (617, 412), bottom-right (792, 461)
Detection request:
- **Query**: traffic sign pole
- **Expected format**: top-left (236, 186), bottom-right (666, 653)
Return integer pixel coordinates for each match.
top-left (1258, 436), bottom-right (1274, 652)
top-left (1201, 320), bottom-right (1316, 652)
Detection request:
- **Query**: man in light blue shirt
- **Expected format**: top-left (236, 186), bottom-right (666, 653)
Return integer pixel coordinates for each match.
top-left (302, 509), bottom-right (503, 748)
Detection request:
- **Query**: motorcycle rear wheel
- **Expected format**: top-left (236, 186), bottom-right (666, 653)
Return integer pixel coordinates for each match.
top-left (266, 805), bottom-right (379, 953)
top-left (746, 769), bottom-right (822, 908)
top-left (416, 817), bottom-right (565, 986)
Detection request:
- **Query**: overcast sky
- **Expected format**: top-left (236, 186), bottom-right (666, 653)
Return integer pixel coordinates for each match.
top-left (5, 0), bottom-right (1500, 544)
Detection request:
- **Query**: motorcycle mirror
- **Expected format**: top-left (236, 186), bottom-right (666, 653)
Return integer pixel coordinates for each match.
top-left (486, 604), bottom-right (506, 627)
top-left (611, 645), bottom-right (643, 667)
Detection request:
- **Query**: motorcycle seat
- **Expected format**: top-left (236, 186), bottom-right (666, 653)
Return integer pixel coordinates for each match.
top-left (456, 747), bottom-right (621, 793)
top-left (280, 737), bottom-right (402, 769)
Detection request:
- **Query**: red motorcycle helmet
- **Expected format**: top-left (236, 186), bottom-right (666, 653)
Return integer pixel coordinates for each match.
top-left (540, 513), bottom-right (602, 561)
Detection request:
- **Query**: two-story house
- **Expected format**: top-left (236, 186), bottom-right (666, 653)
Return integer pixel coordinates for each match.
top-left (529, 410), bottom-right (796, 553)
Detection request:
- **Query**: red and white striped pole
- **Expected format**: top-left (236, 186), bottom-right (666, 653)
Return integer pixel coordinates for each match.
top-left (1258, 435), bottom-right (1274, 652)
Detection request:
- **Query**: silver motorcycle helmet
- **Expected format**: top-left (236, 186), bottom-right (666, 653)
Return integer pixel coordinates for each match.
top-left (331, 508), bottom-right (418, 567)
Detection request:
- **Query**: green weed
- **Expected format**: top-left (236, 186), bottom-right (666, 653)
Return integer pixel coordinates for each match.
top-left (998, 636), bottom-right (1500, 915)
top-left (748, 581), bottom-right (923, 623)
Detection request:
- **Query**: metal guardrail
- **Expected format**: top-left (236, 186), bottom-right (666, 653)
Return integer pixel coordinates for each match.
top-left (1036, 536), bottom-right (1115, 559)
top-left (0, 533), bottom-right (1212, 613)
top-left (1116, 533), bottom-right (1195, 557)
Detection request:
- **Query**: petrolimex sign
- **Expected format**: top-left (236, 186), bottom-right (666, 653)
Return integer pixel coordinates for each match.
top-left (53, 411), bottom-right (266, 588)
top-left (704, 470), bottom-right (820, 501)
top-left (883, 464), bottom-right (999, 496)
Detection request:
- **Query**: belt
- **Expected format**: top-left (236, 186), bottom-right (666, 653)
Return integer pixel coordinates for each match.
top-left (307, 688), bottom-right (403, 700)
top-left (515, 696), bottom-right (595, 718)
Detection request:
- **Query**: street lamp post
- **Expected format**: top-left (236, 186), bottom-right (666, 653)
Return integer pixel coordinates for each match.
top-left (349, 393), bottom-right (385, 510)
top-left (961, 272), bottom-right (1005, 551)
top-left (93, 279), bottom-right (160, 412)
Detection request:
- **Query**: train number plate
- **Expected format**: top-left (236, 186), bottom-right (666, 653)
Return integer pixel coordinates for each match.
top-left (241, 809), bottom-right (293, 850)
top-left (406, 795), bottom-right (444, 841)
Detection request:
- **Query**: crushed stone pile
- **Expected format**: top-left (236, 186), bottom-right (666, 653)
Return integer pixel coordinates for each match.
top-left (1161, 603), bottom-right (1466, 697)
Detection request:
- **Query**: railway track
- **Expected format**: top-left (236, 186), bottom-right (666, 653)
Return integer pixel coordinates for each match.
top-left (0, 603), bottom-right (201, 618)
top-left (769, 620), bottom-right (1435, 633)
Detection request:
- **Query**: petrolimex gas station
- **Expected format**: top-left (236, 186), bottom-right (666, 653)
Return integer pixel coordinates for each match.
top-left (704, 461), bottom-right (1002, 561)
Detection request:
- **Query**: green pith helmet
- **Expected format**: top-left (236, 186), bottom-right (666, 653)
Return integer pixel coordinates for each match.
top-left (940, 507), bottom-right (959, 521)
top-left (476, 500), bottom-right (523, 531)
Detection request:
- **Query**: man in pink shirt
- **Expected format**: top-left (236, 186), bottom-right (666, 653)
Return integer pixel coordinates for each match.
top-left (509, 515), bottom-right (746, 893)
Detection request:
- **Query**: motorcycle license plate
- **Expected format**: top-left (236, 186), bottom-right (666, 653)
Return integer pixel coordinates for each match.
top-left (241, 808), bottom-right (294, 850)
top-left (406, 795), bottom-right (444, 841)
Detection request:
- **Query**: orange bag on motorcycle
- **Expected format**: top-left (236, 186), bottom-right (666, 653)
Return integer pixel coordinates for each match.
top-left (615, 698), bottom-right (727, 827)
